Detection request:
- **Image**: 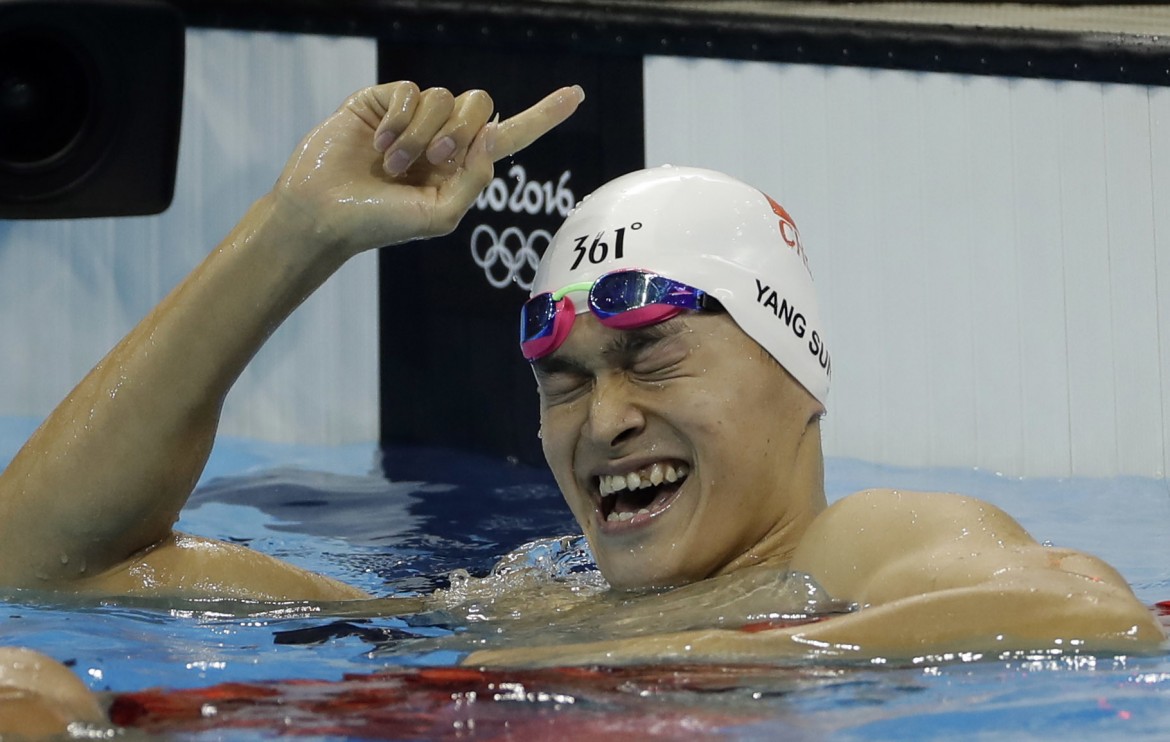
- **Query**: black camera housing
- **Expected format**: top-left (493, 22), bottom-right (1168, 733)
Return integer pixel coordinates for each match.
top-left (0, 0), bottom-right (183, 218)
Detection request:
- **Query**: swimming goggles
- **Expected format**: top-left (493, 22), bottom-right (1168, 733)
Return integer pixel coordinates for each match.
top-left (520, 269), bottom-right (712, 361)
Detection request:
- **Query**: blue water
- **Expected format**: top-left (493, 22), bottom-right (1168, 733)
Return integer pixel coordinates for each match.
top-left (3, 417), bottom-right (1170, 739)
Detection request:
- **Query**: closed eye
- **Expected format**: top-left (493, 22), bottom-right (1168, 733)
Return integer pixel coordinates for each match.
top-left (631, 358), bottom-right (685, 381)
top-left (534, 359), bottom-right (592, 405)
top-left (627, 336), bottom-right (691, 381)
top-left (532, 318), bottom-right (693, 399)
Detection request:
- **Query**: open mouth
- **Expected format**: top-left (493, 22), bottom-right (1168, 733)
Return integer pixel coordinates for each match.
top-left (597, 461), bottom-right (689, 524)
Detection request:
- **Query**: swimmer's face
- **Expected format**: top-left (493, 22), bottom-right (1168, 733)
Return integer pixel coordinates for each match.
top-left (534, 311), bottom-right (824, 590)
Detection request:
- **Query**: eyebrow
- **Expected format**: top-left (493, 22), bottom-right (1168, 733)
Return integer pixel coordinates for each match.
top-left (605, 319), bottom-right (686, 363)
top-left (532, 318), bottom-right (689, 379)
top-left (532, 354), bottom-right (590, 379)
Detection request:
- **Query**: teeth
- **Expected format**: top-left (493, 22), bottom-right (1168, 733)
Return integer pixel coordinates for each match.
top-left (604, 506), bottom-right (659, 523)
top-left (598, 462), bottom-right (689, 499)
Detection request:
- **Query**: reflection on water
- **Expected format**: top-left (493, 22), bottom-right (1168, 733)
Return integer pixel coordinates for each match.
top-left (363, 535), bottom-right (856, 661)
top-left (4, 442), bottom-right (1170, 738)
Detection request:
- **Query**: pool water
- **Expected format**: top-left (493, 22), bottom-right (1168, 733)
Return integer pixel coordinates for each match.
top-left (3, 423), bottom-right (1170, 739)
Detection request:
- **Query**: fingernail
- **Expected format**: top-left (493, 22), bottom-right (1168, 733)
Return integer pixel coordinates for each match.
top-left (374, 130), bottom-right (396, 152)
top-left (483, 122), bottom-right (498, 158)
top-left (427, 136), bottom-right (456, 164)
top-left (386, 149), bottom-right (412, 176)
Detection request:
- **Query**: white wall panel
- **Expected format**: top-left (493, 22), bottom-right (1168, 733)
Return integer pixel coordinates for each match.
top-left (1150, 88), bottom-right (1170, 481)
top-left (0, 30), bottom-right (378, 445)
top-left (918, 72), bottom-right (977, 472)
top-left (645, 55), bottom-right (1170, 477)
top-left (1010, 79), bottom-right (1071, 476)
top-left (1103, 85), bottom-right (1163, 477)
top-left (819, 67), bottom-right (888, 465)
top-left (963, 76), bottom-right (1025, 476)
top-left (1058, 82), bottom-right (1115, 477)
top-left (871, 69), bottom-right (932, 468)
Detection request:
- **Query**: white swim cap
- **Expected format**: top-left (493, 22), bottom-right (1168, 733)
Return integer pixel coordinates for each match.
top-left (531, 166), bottom-right (831, 405)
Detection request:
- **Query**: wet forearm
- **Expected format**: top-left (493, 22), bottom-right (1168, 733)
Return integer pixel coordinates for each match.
top-left (465, 578), bottom-right (1163, 668)
top-left (775, 579), bottom-right (1162, 659)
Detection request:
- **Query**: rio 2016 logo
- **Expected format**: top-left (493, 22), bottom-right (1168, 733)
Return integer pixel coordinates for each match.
top-left (469, 164), bottom-right (574, 289)
top-left (469, 224), bottom-right (550, 289)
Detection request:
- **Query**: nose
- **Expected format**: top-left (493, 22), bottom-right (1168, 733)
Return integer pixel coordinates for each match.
top-left (583, 374), bottom-right (646, 449)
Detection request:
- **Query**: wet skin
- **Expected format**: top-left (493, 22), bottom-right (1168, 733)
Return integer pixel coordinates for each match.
top-left (534, 311), bottom-right (826, 590)
top-left (0, 648), bottom-right (106, 736)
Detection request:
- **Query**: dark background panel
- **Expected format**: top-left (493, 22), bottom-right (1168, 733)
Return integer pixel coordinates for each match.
top-left (377, 42), bottom-right (644, 467)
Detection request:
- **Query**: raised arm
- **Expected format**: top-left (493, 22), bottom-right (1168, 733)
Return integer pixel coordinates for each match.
top-left (0, 81), bottom-right (583, 599)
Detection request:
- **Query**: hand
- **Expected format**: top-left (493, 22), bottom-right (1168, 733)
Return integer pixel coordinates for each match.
top-left (273, 81), bottom-right (585, 256)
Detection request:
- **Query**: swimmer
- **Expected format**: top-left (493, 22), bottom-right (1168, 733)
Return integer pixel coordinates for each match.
top-left (470, 166), bottom-right (1166, 665)
top-left (0, 78), bottom-right (1162, 720)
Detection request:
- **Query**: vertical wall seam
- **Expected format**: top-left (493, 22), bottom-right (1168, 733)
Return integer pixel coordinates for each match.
top-left (1007, 81), bottom-right (1027, 477)
top-left (1145, 86), bottom-right (1168, 479)
top-left (1056, 97), bottom-right (1074, 478)
top-left (1100, 86), bottom-right (1120, 477)
top-left (964, 76), bottom-right (983, 473)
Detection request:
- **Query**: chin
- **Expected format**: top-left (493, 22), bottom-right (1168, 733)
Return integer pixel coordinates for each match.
top-left (596, 557), bottom-right (698, 592)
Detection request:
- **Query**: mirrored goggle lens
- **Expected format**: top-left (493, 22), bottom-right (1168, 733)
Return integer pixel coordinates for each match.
top-left (591, 271), bottom-right (658, 317)
top-left (590, 271), bottom-right (700, 317)
top-left (520, 293), bottom-right (558, 343)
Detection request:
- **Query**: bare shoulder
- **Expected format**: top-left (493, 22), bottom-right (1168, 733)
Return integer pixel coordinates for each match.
top-left (795, 488), bottom-right (1032, 560)
top-left (791, 488), bottom-right (1130, 606)
top-left (820, 487), bottom-right (1022, 525)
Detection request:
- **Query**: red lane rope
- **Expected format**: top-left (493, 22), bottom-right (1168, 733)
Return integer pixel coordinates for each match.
top-left (108, 605), bottom-right (1170, 737)
top-left (108, 664), bottom-right (811, 739)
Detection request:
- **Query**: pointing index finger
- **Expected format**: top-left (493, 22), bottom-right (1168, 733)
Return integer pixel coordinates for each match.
top-left (490, 85), bottom-right (585, 162)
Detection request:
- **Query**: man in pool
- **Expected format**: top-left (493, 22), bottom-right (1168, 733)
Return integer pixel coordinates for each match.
top-left (0, 78), bottom-right (1162, 689)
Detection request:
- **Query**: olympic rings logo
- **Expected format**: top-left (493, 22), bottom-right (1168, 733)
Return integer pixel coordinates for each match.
top-left (469, 223), bottom-right (550, 290)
